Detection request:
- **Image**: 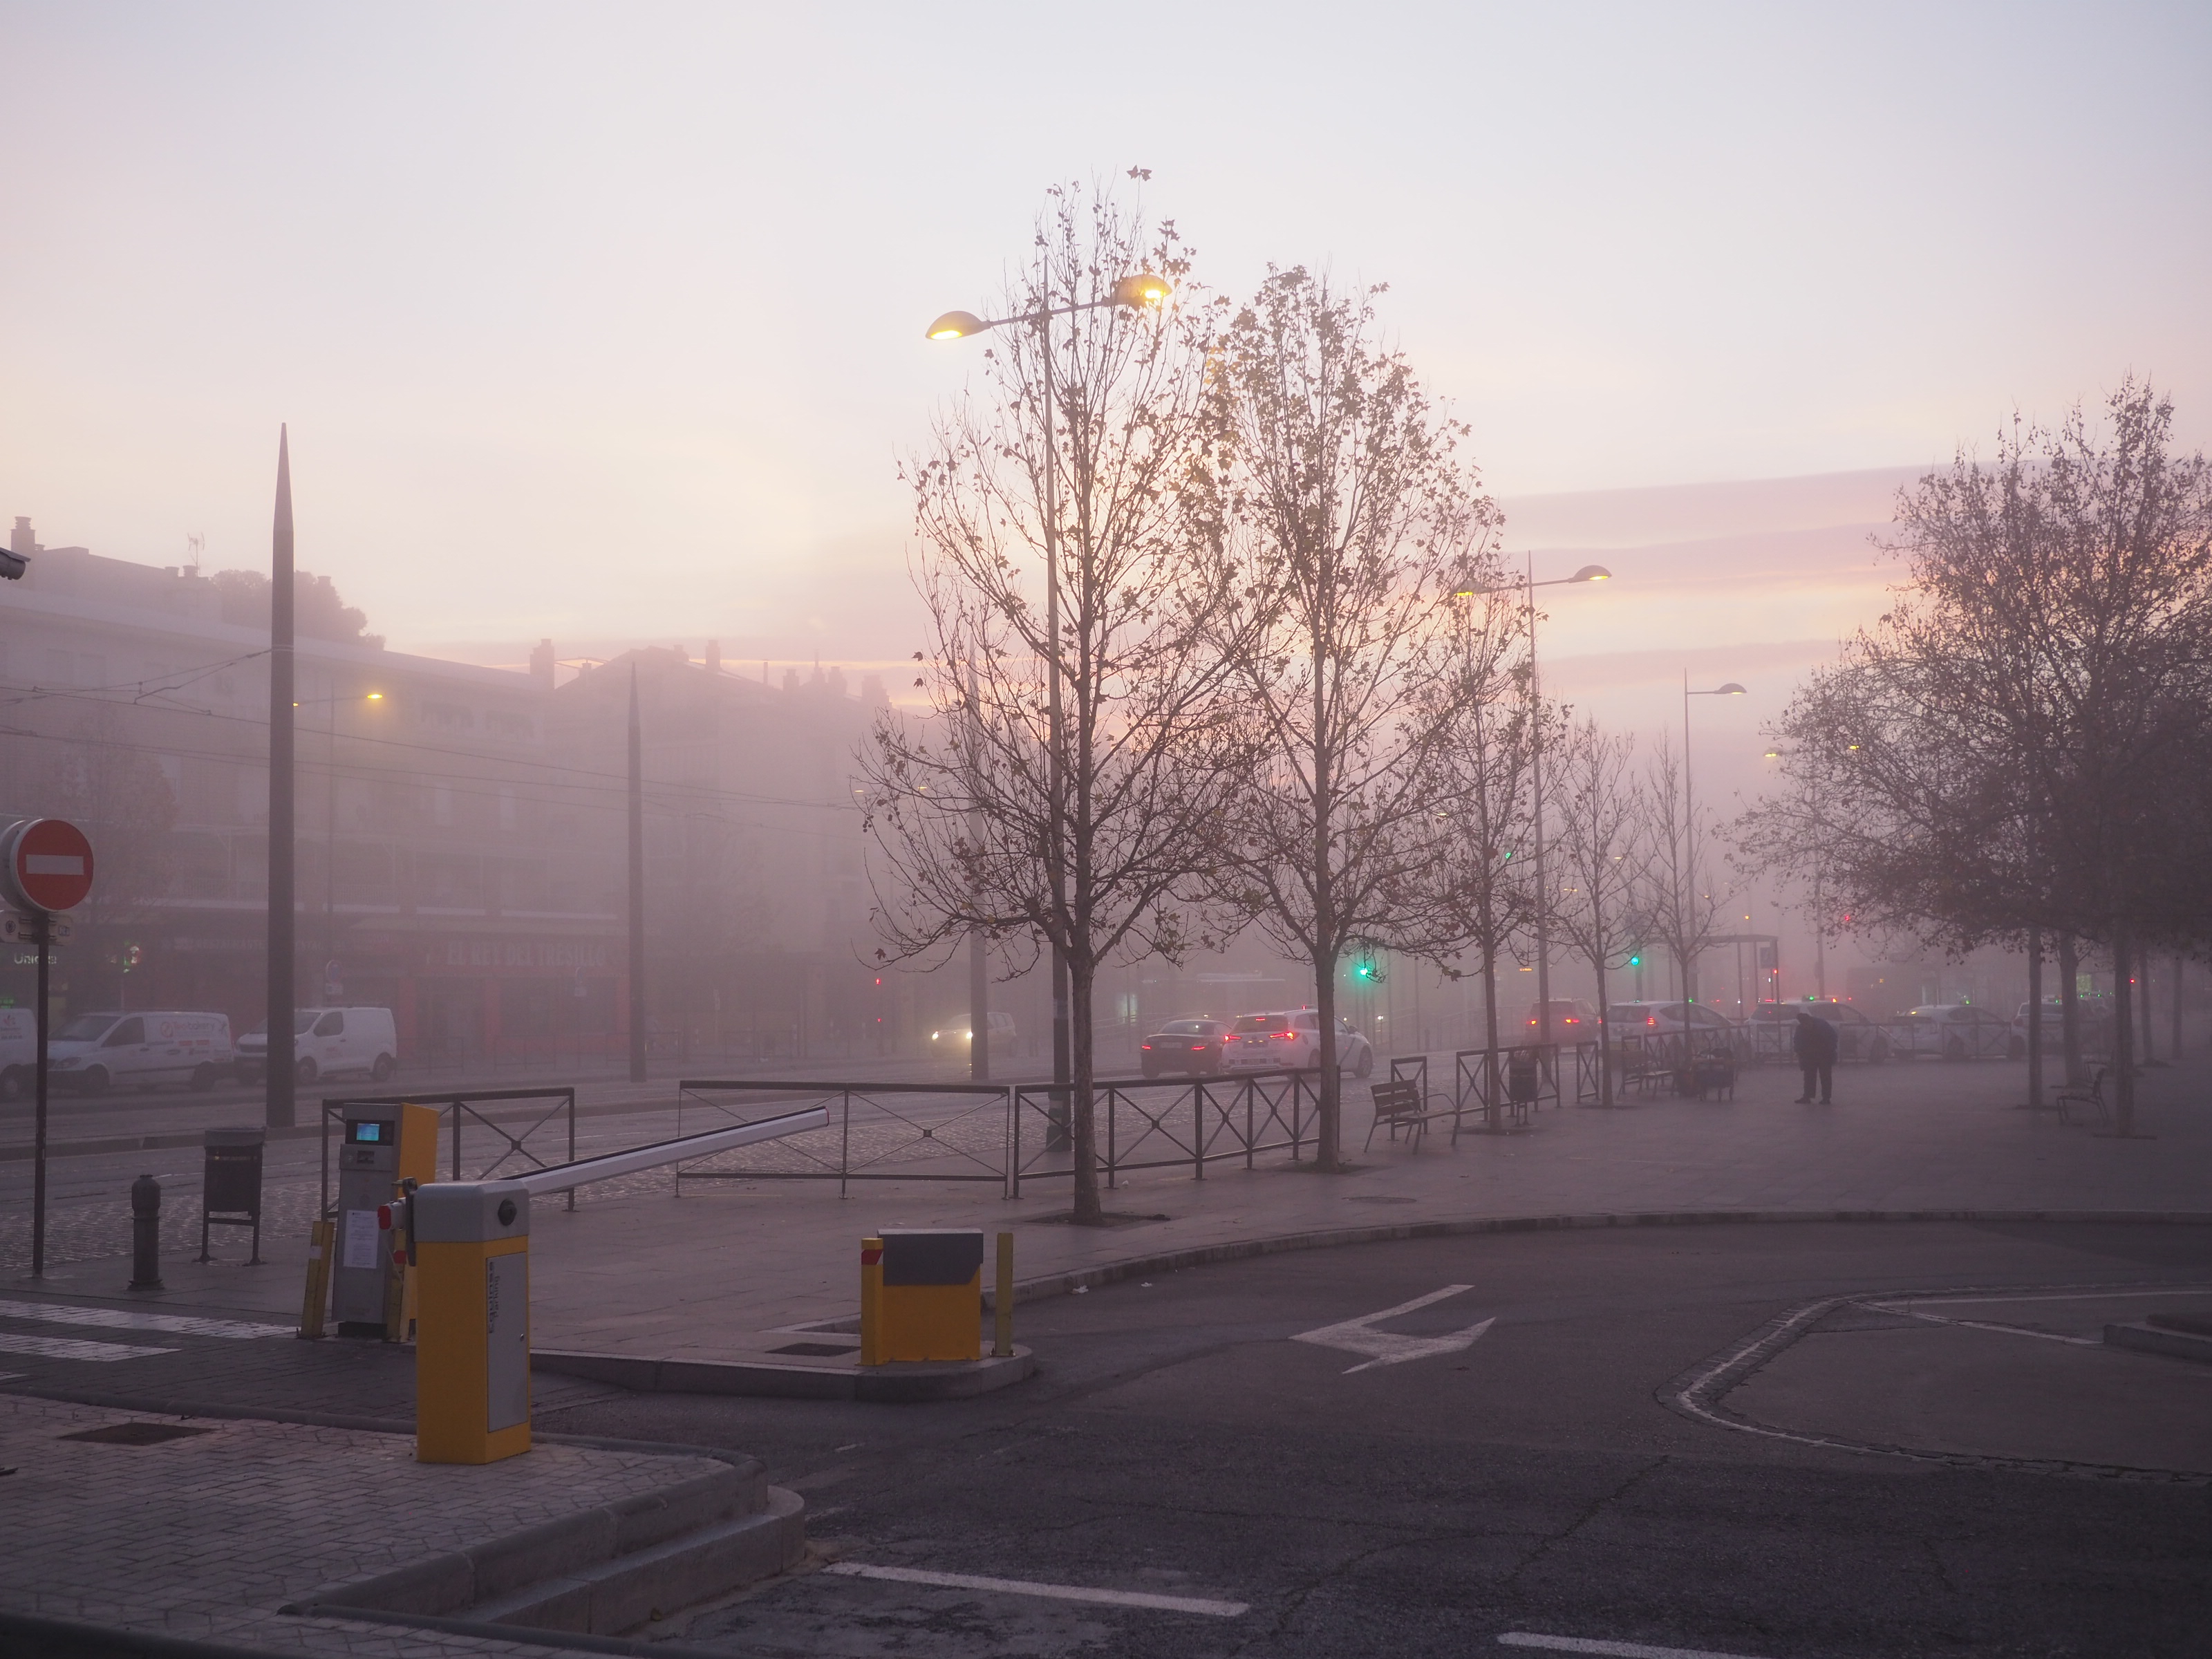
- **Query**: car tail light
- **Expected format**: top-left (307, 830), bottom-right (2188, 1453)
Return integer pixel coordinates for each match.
top-left (1141, 1042), bottom-right (1152, 1051)
top-left (1190, 1044), bottom-right (1206, 1051)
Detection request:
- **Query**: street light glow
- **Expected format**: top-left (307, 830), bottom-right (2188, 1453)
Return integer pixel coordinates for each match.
top-left (926, 310), bottom-right (988, 341)
top-left (1111, 272), bottom-right (1171, 307)
top-left (1570, 564), bottom-right (1612, 583)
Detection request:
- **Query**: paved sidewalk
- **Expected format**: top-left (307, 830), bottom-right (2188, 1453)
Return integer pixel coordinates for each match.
top-left (8, 1055), bottom-right (2206, 1371)
top-left (0, 1393), bottom-right (742, 1656)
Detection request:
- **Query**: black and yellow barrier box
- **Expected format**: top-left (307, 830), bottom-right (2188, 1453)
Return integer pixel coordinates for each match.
top-left (414, 1181), bottom-right (531, 1464)
top-left (860, 1229), bottom-right (984, 1364)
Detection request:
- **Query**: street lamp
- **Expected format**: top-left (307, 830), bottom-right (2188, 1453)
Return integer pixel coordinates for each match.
top-left (1455, 561), bottom-right (1614, 1047)
top-left (927, 271), bottom-right (1172, 1099)
top-left (1679, 676), bottom-right (1746, 1011)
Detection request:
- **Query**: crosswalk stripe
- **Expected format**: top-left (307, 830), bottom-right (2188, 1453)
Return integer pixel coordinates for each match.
top-left (0, 1300), bottom-right (290, 1340)
top-left (0, 1331), bottom-right (176, 1362)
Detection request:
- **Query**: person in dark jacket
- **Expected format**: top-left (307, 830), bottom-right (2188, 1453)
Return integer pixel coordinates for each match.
top-left (1792, 1008), bottom-right (1839, 1103)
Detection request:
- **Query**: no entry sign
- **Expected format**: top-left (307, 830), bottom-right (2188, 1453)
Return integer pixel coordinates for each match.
top-left (1, 817), bottom-right (95, 914)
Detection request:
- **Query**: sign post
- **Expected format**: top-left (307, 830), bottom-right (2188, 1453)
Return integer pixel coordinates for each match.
top-left (1, 817), bottom-right (97, 1280)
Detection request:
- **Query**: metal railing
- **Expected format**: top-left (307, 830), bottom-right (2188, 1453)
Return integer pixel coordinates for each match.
top-left (1009, 1069), bottom-right (1318, 1197)
top-left (673, 1080), bottom-right (1011, 1197)
top-left (318, 1086), bottom-right (578, 1217)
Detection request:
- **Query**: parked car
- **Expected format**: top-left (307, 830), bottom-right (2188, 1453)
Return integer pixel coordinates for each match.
top-left (2010, 998), bottom-right (2113, 1058)
top-left (236, 1006), bottom-right (399, 1085)
top-left (48, 1010), bottom-right (234, 1096)
top-left (926, 1010), bottom-right (1016, 1058)
top-left (0, 1007), bottom-right (34, 1100)
top-left (1891, 1003), bottom-right (2012, 1061)
top-left (1522, 999), bottom-right (1601, 1040)
top-left (1139, 1018), bottom-right (1230, 1077)
top-left (1221, 1009), bottom-right (1375, 1077)
top-left (1606, 1001), bottom-right (1741, 1043)
top-left (1747, 1000), bottom-right (1891, 1062)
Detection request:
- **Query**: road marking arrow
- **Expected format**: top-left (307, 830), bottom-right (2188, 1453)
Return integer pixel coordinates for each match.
top-left (1291, 1284), bottom-right (1494, 1374)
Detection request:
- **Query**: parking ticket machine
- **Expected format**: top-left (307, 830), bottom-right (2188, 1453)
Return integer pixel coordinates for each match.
top-left (332, 1101), bottom-right (438, 1337)
top-left (415, 1180), bottom-right (531, 1465)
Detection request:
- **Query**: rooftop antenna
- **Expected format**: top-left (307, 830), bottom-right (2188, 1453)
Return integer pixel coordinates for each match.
top-left (185, 532), bottom-right (204, 577)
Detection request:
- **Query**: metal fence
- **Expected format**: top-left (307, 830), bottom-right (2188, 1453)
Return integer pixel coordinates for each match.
top-left (673, 1080), bottom-right (1012, 1197)
top-left (1009, 1069), bottom-right (1319, 1196)
top-left (318, 1086), bottom-right (578, 1217)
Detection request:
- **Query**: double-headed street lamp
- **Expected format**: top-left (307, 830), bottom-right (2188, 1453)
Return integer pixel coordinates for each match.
top-left (926, 272), bottom-right (1171, 1095)
top-left (1679, 675), bottom-right (1746, 1010)
top-left (1455, 560), bottom-right (1612, 1047)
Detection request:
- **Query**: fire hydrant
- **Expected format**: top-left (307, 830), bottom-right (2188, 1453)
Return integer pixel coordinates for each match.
top-left (129, 1173), bottom-right (165, 1291)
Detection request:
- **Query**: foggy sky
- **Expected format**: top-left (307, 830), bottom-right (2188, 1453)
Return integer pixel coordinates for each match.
top-left (1, 1), bottom-right (2206, 701)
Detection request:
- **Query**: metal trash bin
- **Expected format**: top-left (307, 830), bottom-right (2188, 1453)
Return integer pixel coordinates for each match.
top-left (199, 1126), bottom-right (265, 1264)
top-left (1506, 1051), bottom-right (1540, 1105)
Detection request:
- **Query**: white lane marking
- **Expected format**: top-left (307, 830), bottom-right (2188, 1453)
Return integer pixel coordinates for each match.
top-left (1291, 1284), bottom-right (1494, 1374)
top-left (822, 1562), bottom-right (1247, 1617)
top-left (0, 1331), bottom-right (176, 1362)
top-left (1499, 1632), bottom-right (1773, 1658)
top-left (1861, 1302), bottom-right (2099, 1345)
top-left (0, 1300), bottom-right (290, 1340)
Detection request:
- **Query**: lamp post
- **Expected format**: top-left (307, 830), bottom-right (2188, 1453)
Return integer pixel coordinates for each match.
top-left (1680, 675), bottom-right (1746, 1011)
top-left (294, 688), bottom-right (384, 1004)
top-left (1454, 561), bottom-right (1612, 1047)
top-left (926, 272), bottom-right (1170, 1103)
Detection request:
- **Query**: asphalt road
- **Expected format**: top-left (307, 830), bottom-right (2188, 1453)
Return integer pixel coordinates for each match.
top-left (532, 1219), bottom-right (2212, 1659)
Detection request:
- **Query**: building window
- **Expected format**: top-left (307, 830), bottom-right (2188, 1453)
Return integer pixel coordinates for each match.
top-left (498, 789), bottom-right (517, 832)
top-left (433, 785), bottom-right (455, 827)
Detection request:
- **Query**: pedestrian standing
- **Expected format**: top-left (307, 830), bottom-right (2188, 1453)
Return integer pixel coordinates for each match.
top-left (1792, 1008), bottom-right (1839, 1104)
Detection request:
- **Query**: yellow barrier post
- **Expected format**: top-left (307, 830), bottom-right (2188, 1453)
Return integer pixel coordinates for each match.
top-left (993, 1231), bottom-right (1014, 1358)
top-left (297, 1218), bottom-right (333, 1340)
top-left (397, 1101), bottom-right (439, 1186)
top-left (859, 1237), bottom-right (883, 1367)
top-left (415, 1181), bottom-right (531, 1465)
top-left (867, 1230), bottom-right (984, 1363)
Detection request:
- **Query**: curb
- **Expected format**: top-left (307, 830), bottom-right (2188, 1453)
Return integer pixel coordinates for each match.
top-left (532, 1344), bottom-right (1037, 1403)
top-left (982, 1206), bottom-right (2212, 1309)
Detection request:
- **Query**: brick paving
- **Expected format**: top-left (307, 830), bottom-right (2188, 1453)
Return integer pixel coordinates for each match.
top-left (0, 1392), bottom-right (727, 1656)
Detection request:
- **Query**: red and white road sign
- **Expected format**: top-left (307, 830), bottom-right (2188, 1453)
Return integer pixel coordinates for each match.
top-left (1, 817), bottom-right (95, 913)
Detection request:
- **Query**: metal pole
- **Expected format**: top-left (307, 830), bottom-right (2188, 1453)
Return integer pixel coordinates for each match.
top-left (31, 910), bottom-right (49, 1277)
top-left (627, 666), bottom-right (647, 1083)
top-left (966, 662), bottom-right (990, 1085)
top-left (1528, 557), bottom-right (1551, 1046)
top-left (266, 426), bottom-right (297, 1130)
top-left (1680, 670), bottom-right (1696, 1014)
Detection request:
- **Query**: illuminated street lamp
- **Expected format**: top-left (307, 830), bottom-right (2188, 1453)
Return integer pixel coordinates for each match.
top-left (1454, 561), bottom-right (1614, 1046)
top-left (927, 272), bottom-right (1172, 1095)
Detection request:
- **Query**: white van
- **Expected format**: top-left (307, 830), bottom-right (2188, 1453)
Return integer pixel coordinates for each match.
top-left (48, 1011), bottom-right (235, 1096)
top-left (0, 1007), bottom-right (35, 1100)
top-left (236, 1006), bottom-right (399, 1086)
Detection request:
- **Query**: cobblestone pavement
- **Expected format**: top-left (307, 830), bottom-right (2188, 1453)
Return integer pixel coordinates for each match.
top-left (0, 1393), bottom-right (728, 1656)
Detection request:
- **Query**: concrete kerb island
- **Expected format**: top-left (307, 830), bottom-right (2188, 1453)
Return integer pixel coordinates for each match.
top-left (0, 1393), bottom-right (805, 1651)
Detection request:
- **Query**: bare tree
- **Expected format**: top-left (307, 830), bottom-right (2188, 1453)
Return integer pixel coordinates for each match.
top-left (1736, 379), bottom-right (2212, 1130)
top-left (863, 187), bottom-right (1239, 1225)
top-left (1209, 269), bottom-right (1502, 1170)
top-left (1548, 718), bottom-right (1646, 1103)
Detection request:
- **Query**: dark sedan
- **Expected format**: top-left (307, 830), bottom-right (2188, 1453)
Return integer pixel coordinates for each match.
top-left (1140, 1018), bottom-right (1229, 1078)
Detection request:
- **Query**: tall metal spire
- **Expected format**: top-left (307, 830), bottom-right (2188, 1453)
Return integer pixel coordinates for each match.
top-left (265, 426), bottom-right (297, 1129)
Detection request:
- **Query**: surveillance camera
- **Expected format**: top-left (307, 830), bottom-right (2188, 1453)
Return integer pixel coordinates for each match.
top-left (0, 549), bottom-right (26, 581)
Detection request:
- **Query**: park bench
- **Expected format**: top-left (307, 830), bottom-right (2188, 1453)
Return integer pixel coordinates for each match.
top-left (1365, 1078), bottom-right (1429, 1149)
top-left (2056, 1066), bottom-right (2110, 1127)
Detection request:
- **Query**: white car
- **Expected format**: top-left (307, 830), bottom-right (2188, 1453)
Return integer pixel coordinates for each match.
top-left (1891, 1003), bottom-right (2013, 1061)
top-left (48, 1010), bottom-right (234, 1096)
top-left (237, 1006), bottom-right (400, 1086)
top-left (1221, 1009), bottom-right (1374, 1077)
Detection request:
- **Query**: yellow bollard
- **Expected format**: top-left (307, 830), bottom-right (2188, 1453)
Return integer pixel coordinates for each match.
top-left (993, 1232), bottom-right (1014, 1358)
top-left (297, 1218), bottom-right (334, 1340)
top-left (864, 1230), bottom-right (984, 1363)
top-left (859, 1237), bottom-right (884, 1367)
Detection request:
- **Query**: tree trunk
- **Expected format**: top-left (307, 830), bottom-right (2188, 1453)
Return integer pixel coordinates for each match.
top-left (2110, 919), bottom-right (2135, 1135)
top-left (2025, 927), bottom-right (2043, 1108)
top-left (1481, 937), bottom-right (1500, 1109)
top-left (2138, 948), bottom-right (2157, 1065)
top-left (1069, 953), bottom-right (1104, 1224)
top-left (1311, 941), bottom-right (1341, 1170)
top-left (1592, 894), bottom-right (1614, 1107)
top-left (2173, 953), bottom-right (2186, 1060)
top-left (2058, 934), bottom-right (2083, 1086)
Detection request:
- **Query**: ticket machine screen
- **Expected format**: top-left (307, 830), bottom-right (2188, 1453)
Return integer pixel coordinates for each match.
top-left (346, 1121), bottom-right (395, 1145)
